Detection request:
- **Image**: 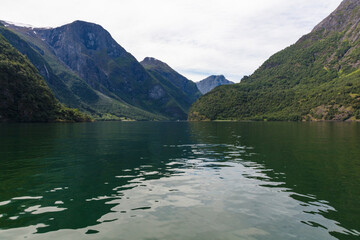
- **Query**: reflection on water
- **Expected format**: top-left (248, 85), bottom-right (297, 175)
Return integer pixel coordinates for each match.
top-left (0, 122), bottom-right (359, 240)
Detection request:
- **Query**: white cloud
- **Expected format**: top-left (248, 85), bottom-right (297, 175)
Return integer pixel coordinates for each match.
top-left (0, 0), bottom-right (343, 82)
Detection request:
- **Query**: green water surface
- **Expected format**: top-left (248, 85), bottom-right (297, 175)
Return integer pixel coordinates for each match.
top-left (0, 122), bottom-right (359, 239)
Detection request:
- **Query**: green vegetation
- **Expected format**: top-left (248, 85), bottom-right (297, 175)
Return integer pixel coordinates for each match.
top-left (3, 22), bottom-right (190, 120)
top-left (1, 25), bottom-right (166, 121)
top-left (189, 4), bottom-right (360, 122)
top-left (141, 57), bottom-right (202, 104)
top-left (0, 34), bottom-right (91, 122)
top-left (0, 25), bottom-right (83, 108)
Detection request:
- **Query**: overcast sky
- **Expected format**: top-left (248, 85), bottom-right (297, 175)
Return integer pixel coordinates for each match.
top-left (1, 0), bottom-right (343, 82)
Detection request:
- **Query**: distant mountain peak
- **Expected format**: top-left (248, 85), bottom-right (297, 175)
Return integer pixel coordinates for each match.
top-left (208, 75), bottom-right (226, 80)
top-left (196, 75), bottom-right (234, 94)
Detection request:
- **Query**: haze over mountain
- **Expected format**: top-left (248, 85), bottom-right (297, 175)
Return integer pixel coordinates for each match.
top-left (189, 0), bottom-right (360, 121)
top-left (196, 75), bottom-right (234, 94)
top-left (1, 20), bottom-right (201, 120)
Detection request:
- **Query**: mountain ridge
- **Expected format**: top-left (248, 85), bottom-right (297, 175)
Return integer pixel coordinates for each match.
top-left (1, 21), bottom-right (164, 121)
top-left (140, 57), bottom-right (202, 105)
top-left (2, 20), bottom-right (196, 120)
top-left (189, 0), bottom-right (360, 122)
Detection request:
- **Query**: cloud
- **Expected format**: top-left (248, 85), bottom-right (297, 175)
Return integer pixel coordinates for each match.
top-left (0, 0), bottom-right (343, 82)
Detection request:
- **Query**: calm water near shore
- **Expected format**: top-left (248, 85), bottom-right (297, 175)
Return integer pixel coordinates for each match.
top-left (0, 122), bottom-right (359, 240)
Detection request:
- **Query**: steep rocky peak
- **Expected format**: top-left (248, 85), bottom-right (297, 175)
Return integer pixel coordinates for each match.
top-left (55, 20), bottom-right (109, 47)
top-left (204, 75), bottom-right (230, 83)
top-left (64, 21), bottom-right (107, 39)
top-left (196, 75), bottom-right (234, 94)
top-left (312, 0), bottom-right (360, 33)
top-left (35, 20), bottom-right (127, 58)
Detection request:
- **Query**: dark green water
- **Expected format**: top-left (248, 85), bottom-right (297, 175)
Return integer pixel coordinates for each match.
top-left (0, 122), bottom-right (359, 240)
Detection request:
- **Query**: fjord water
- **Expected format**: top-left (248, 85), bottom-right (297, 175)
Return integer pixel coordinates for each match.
top-left (0, 122), bottom-right (359, 240)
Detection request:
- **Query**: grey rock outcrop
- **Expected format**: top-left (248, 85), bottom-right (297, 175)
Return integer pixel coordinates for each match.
top-left (196, 75), bottom-right (234, 94)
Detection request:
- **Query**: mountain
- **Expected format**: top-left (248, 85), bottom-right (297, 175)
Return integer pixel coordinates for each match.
top-left (1, 22), bottom-right (163, 121)
top-left (0, 24), bottom-right (85, 109)
top-left (140, 57), bottom-right (202, 104)
top-left (0, 33), bottom-right (90, 122)
top-left (189, 0), bottom-right (360, 121)
top-left (196, 75), bottom-right (234, 94)
top-left (2, 21), bottom-right (192, 120)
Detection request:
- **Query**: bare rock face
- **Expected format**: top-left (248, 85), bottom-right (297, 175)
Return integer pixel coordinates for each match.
top-left (196, 75), bottom-right (234, 94)
top-left (313, 0), bottom-right (360, 37)
top-left (305, 0), bottom-right (360, 69)
top-left (149, 85), bottom-right (165, 100)
top-left (35, 21), bottom-right (137, 93)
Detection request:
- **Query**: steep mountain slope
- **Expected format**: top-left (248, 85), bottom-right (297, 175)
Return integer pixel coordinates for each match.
top-left (189, 0), bottom-right (360, 121)
top-left (33, 21), bottom-right (189, 120)
top-left (1, 22), bottom-right (164, 121)
top-left (3, 21), bottom-right (190, 120)
top-left (0, 33), bottom-right (90, 122)
top-left (141, 57), bottom-right (202, 103)
top-left (0, 25), bottom-right (82, 108)
top-left (196, 75), bottom-right (234, 94)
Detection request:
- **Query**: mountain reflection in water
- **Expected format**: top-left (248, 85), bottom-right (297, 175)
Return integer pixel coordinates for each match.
top-left (0, 122), bottom-right (359, 240)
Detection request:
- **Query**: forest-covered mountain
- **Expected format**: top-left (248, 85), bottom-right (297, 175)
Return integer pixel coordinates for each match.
top-left (196, 75), bottom-right (234, 94)
top-left (0, 30), bottom-right (90, 122)
top-left (189, 0), bottom-right (360, 121)
top-left (1, 21), bottom-right (199, 120)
